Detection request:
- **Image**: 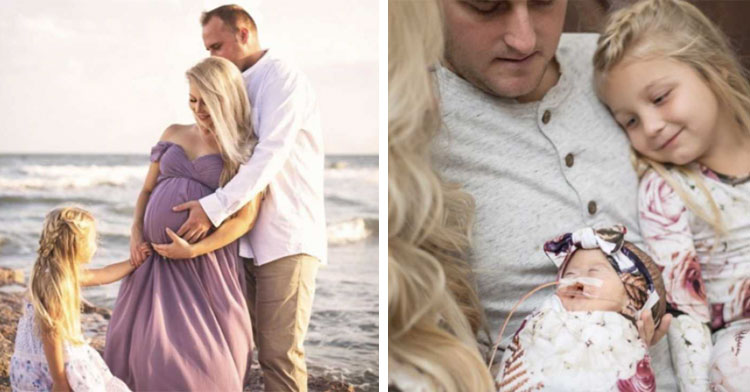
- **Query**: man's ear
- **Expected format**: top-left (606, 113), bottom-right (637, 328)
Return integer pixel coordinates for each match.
top-left (238, 27), bottom-right (249, 44)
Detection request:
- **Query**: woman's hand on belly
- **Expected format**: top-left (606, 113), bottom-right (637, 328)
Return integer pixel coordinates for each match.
top-left (152, 227), bottom-right (196, 259)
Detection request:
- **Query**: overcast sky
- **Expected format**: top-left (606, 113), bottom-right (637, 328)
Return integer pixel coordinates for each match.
top-left (0, 0), bottom-right (378, 155)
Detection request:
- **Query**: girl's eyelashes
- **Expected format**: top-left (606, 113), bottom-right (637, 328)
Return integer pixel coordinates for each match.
top-left (625, 117), bottom-right (637, 129)
top-left (617, 115), bottom-right (637, 130)
top-left (651, 89), bottom-right (672, 105)
top-left (652, 90), bottom-right (670, 105)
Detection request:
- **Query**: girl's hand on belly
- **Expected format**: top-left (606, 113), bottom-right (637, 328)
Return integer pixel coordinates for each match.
top-left (152, 227), bottom-right (196, 260)
top-left (133, 243), bottom-right (152, 266)
top-left (129, 230), bottom-right (150, 266)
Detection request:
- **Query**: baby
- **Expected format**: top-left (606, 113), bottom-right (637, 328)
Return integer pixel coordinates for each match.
top-left (496, 225), bottom-right (666, 392)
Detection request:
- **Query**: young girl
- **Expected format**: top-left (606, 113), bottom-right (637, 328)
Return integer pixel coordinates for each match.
top-left (593, 0), bottom-right (750, 390)
top-left (10, 206), bottom-right (139, 391)
top-left (497, 225), bottom-right (666, 392)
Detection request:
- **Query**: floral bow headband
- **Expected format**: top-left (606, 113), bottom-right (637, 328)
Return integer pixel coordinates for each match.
top-left (543, 225), bottom-right (661, 322)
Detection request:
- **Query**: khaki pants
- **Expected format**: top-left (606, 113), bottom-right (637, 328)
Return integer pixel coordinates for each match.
top-left (244, 254), bottom-right (319, 392)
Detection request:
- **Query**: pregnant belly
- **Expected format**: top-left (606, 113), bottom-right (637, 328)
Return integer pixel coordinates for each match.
top-left (142, 178), bottom-right (212, 244)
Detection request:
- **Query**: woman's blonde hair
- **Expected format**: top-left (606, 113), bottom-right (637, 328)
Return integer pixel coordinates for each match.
top-left (593, 0), bottom-right (750, 234)
top-left (186, 56), bottom-right (257, 187)
top-left (388, 0), bottom-right (493, 390)
top-left (30, 206), bottom-right (96, 345)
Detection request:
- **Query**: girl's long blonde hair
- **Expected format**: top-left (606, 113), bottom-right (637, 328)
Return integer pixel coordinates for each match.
top-left (594, 0), bottom-right (750, 234)
top-left (186, 56), bottom-right (256, 187)
top-left (388, 0), bottom-right (493, 390)
top-left (30, 206), bottom-right (95, 345)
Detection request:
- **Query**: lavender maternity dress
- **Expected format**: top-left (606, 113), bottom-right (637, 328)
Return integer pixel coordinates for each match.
top-left (104, 141), bottom-right (252, 391)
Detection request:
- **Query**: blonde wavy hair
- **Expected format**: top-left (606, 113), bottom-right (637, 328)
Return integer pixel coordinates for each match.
top-left (593, 0), bottom-right (750, 234)
top-left (388, 0), bottom-right (493, 390)
top-left (30, 206), bottom-right (96, 345)
top-left (186, 56), bottom-right (257, 187)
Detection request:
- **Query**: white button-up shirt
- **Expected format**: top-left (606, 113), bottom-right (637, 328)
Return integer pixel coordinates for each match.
top-left (200, 50), bottom-right (327, 266)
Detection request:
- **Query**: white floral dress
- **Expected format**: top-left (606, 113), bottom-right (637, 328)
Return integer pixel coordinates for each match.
top-left (496, 296), bottom-right (655, 392)
top-left (639, 166), bottom-right (750, 392)
top-left (10, 301), bottom-right (130, 392)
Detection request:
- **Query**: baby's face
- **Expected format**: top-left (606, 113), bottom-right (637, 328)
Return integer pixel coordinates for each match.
top-left (557, 249), bottom-right (628, 312)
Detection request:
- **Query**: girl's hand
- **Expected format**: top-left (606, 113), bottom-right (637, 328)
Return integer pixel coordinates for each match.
top-left (129, 230), bottom-right (149, 267)
top-left (152, 228), bottom-right (195, 259)
top-left (133, 243), bottom-right (152, 267)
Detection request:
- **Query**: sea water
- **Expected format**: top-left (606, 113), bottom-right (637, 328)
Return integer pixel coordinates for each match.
top-left (0, 153), bottom-right (378, 390)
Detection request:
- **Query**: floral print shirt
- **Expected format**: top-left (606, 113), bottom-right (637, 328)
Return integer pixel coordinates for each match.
top-left (638, 166), bottom-right (750, 391)
top-left (638, 166), bottom-right (750, 329)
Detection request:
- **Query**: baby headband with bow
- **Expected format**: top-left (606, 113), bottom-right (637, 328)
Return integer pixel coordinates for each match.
top-left (543, 224), bottom-right (663, 324)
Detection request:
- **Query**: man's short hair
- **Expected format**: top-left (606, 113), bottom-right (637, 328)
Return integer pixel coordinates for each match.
top-left (201, 4), bottom-right (257, 34)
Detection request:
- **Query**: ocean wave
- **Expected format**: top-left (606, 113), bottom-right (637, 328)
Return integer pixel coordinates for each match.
top-left (324, 167), bottom-right (378, 183)
top-left (323, 195), bottom-right (366, 208)
top-left (0, 233), bottom-right (36, 256)
top-left (327, 218), bottom-right (378, 245)
top-left (0, 165), bottom-right (147, 191)
top-left (0, 194), bottom-right (106, 206)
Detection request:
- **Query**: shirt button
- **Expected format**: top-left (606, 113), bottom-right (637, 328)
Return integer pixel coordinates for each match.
top-left (565, 153), bottom-right (574, 167)
top-left (542, 110), bottom-right (551, 124)
top-left (588, 201), bottom-right (598, 215)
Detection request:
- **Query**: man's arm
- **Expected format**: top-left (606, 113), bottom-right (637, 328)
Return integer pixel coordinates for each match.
top-left (174, 70), bottom-right (311, 239)
top-left (154, 193), bottom-right (262, 259)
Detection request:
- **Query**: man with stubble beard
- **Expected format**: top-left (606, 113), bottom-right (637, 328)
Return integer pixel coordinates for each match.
top-left (431, 1), bottom-right (677, 389)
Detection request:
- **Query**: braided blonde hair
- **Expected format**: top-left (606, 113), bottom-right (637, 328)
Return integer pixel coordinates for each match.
top-left (593, 0), bottom-right (750, 234)
top-left (389, 0), bottom-right (493, 390)
top-left (30, 206), bottom-right (96, 345)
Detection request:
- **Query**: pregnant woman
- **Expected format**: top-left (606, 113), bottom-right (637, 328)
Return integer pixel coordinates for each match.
top-left (104, 57), bottom-right (262, 391)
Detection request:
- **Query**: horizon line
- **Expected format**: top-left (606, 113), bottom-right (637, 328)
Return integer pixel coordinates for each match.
top-left (0, 151), bottom-right (378, 157)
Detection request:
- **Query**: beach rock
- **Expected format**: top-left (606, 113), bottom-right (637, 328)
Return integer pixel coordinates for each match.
top-left (0, 291), bottom-right (358, 391)
top-left (81, 298), bottom-right (112, 320)
top-left (0, 291), bottom-right (23, 391)
top-left (242, 364), bottom-right (356, 392)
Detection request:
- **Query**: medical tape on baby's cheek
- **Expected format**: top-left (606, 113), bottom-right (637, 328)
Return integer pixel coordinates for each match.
top-left (557, 276), bottom-right (603, 288)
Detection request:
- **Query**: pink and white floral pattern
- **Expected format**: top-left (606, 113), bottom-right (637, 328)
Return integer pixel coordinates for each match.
top-left (638, 170), bottom-right (710, 322)
top-left (638, 167), bottom-right (750, 391)
top-left (496, 296), bottom-right (654, 392)
top-left (727, 279), bottom-right (750, 320)
top-left (709, 320), bottom-right (750, 391)
top-left (667, 314), bottom-right (711, 391)
top-left (616, 357), bottom-right (656, 392)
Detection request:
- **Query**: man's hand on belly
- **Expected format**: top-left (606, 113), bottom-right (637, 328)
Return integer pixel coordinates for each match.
top-left (173, 200), bottom-right (211, 243)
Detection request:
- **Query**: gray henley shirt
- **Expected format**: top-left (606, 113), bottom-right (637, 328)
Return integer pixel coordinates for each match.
top-left (433, 33), bottom-right (676, 390)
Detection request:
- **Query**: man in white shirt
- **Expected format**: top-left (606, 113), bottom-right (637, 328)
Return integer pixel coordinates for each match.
top-left (172, 5), bottom-right (326, 391)
top-left (433, 0), bottom-right (676, 389)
